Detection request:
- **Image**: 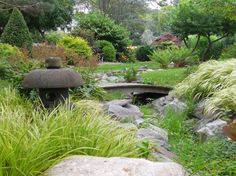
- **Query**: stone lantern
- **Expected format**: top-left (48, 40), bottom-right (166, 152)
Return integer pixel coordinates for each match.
top-left (22, 57), bottom-right (83, 108)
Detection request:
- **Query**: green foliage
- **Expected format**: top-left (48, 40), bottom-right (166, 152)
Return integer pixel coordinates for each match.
top-left (171, 0), bottom-right (236, 60)
top-left (137, 141), bottom-right (152, 158)
top-left (45, 31), bottom-right (67, 45)
top-left (71, 69), bottom-right (107, 100)
top-left (95, 40), bottom-right (116, 62)
top-left (0, 88), bottom-right (140, 175)
top-left (220, 43), bottom-right (236, 60)
top-left (1, 8), bottom-right (32, 50)
top-left (76, 12), bottom-right (131, 52)
top-left (0, 0), bottom-right (75, 36)
top-left (124, 68), bottom-right (138, 83)
top-left (72, 28), bottom-right (95, 46)
top-left (0, 43), bottom-right (24, 60)
top-left (150, 47), bottom-right (197, 68)
top-left (149, 50), bottom-right (170, 69)
top-left (135, 45), bottom-right (153, 61)
top-left (187, 35), bottom-right (229, 60)
top-left (58, 35), bottom-right (92, 58)
top-left (160, 110), bottom-right (236, 176)
top-left (173, 59), bottom-right (236, 117)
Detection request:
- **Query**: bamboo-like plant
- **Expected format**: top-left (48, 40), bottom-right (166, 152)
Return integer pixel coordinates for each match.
top-left (0, 88), bottom-right (140, 175)
top-left (173, 59), bottom-right (236, 117)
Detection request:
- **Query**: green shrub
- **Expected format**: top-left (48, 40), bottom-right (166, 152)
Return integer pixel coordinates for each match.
top-left (71, 69), bottom-right (107, 100)
top-left (220, 43), bottom-right (236, 60)
top-left (149, 50), bottom-right (170, 69)
top-left (124, 68), bottom-right (138, 83)
top-left (95, 40), bottom-right (116, 62)
top-left (45, 31), bottom-right (67, 45)
top-left (58, 35), bottom-right (92, 58)
top-left (1, 8), bottom-right (32, 50)
top-left (173, 59), bottom-right (236, 117)
top-left (135, 45), bottom-right (153, 61)
top-left (0, 88), bottom-right (141, 175)
top-left (150, 47), bottom-right (197, 68)
top-left (0, 43), bottom-right (24, 61)
top-left (72, 28), bottom-right (95, 46)
top-left (76, 12), bottom-right (131, 52)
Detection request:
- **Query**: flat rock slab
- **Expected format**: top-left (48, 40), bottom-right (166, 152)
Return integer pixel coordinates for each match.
top-left (46, 156), bottom-right (187, 176)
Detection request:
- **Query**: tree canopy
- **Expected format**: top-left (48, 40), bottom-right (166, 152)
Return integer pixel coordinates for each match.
top-left (170, 0), bottom-right (236, 60)
top-left (0, 0), bottom-right (75, 35)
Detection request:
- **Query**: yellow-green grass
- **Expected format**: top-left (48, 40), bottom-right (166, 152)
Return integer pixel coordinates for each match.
top-left (0, 88), bottom-right (141, 175)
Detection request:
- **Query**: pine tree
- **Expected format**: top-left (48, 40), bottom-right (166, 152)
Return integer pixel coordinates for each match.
top-left (1, 8), bottom-right (32, 50)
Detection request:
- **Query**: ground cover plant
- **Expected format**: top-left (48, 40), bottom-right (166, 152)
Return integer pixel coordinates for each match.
top-left (0, 88), bottom-right (141, 175)
top-left (160, 109), bottom-right (236, 176)
top-left (173, 59), bottom-right (236, 118)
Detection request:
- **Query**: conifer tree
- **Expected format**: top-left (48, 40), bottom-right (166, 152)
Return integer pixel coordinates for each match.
top-left (1, 8), bottom-right (32, 50)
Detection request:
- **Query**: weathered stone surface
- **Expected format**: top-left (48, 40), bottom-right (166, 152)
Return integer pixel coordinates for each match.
top-left (152, 96), bottom-right (187, 117)
top-left (46, 156), bottom-right (188, 176)
top-left (197, 119), bottom-right (227, 140)
top-left (137, 124), bottom-right (169, 149)
top-left (22, 68), bottom-right (83, 88)
top-left (104, 100), bottom-right (144, 125)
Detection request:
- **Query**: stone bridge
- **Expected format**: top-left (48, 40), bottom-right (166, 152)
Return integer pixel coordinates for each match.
top-left (100, 83), bottom-right (172, 95)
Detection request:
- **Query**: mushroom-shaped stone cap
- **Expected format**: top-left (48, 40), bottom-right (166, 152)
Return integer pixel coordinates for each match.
top-left (22, 68), bottom-right (84, 88)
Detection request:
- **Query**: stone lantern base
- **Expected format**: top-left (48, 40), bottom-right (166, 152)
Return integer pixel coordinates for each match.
top-left (39, 88), bottom-right (69, 108)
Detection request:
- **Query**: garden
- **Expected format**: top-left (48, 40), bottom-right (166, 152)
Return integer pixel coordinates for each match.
top-left (0, 0), bottom-right (236, 176)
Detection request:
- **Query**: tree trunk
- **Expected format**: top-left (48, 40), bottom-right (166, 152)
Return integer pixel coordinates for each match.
top-left (192, 34), bottom-right (200, 53)
top-left (202, 35), bottom-right (212, 61)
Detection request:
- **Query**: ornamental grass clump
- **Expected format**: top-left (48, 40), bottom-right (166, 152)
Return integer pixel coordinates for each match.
top-left (173, 59), bottom-right (236, 117)
top-left (0, 88), bottom-right (140, 175)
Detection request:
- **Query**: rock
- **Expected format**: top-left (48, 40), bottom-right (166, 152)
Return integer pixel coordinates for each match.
top-left (105, 100), bottom-right (144, 126)
top-left (152, 96), bottom-right (187, 117)
top-left (152, 146), bottom-right (177, 162)
top-left (137, 124), bottom-right (169, 149)
top-left (197, 119), bottom-right (227, 140)
top-left (46, 156), bottom-right (188, 176)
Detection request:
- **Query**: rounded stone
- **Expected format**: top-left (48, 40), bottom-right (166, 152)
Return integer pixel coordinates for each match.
top-left (22, 68), bottom-right (84, 88)
top-left (45, 57), bottom-right (62, 69)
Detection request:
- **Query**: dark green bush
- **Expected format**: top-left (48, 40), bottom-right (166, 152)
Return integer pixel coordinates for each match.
top-left (135, 45), bottom-right (153, 61)
top-left (71, 28), bottom-right (95, 46)
top-left (95, 40), bottom-right (116, 62)
top-left (76, 12), bottom-right (131, 53)
top-left (220, 43), bottom-right (236, 60)
top-left (1, 8), bottom-right (32, 50)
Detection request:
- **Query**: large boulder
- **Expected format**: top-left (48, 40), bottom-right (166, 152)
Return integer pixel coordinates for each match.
top-left (46, 156), bottom-right (188, 176)
top-left (137, 124), bottom-right (169, 149)
top-left (152, 96), bottom-right (187, 117)
top-left (104, 100), bottom-right (144, 125)
top-left (197, 119), bottom-right (227, 140)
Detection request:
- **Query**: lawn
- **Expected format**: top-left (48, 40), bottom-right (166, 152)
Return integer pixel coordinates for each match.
top-left (142, 68), bottom-right (187, 87)
top-left (96, 61), bottom-right (159, 73)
